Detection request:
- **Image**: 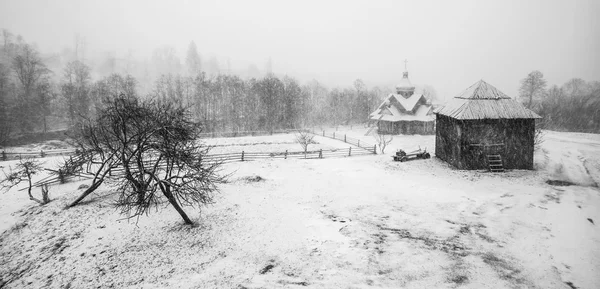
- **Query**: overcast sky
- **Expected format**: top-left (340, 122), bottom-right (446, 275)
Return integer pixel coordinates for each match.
top-left (0, 0), bottom-right (598, 99)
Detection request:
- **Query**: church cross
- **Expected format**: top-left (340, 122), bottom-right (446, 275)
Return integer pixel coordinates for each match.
top-left (404, 59), bottom-right (408, 71)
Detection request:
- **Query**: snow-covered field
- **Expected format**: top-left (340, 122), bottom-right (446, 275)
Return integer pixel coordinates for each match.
top-left (0, 129), bottom-right (599, 288)
top-left (203, 134), bottom-right (362, 154)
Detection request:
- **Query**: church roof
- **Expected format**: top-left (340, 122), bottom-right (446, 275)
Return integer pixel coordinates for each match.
top-left (370, 93), bottom-right (434, 122)
top-left (435, 80), bottom-right (541, 120)
top-left (391, 93), bottom-right (423, 112)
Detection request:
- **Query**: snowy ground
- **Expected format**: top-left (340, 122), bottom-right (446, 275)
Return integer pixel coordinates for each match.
top-left (203, 134), bottom-right (361, 154)
top-left (0, 129), bottom-right (599, 288)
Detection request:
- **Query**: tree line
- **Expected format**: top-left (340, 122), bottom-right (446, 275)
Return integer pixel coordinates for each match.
top-left (519, 71), bottom-right (600, 133)
top-left (0, 30), bottom-right (388, 146)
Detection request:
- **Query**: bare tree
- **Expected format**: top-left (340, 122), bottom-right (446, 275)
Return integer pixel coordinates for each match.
top-left (152, 46), bottom-right (182, 75)
top-left (519, 71), bottom-right (547, 109)
top-left (295, 130), bottom-right (315, 153)
top-left (61, 60), bottom-right (91, 127)
top-left (0, 63), bottom-right (12, 146)
top-left (186, 41), bottom-right (202, 76)
top-left (422, 85), bottom-right (438, 104)
top-left (61, 94), bottom-right (226, 225)
top-left (11, 44), bottom-right (51, 132)
top-left (374, 132), bottom-right (393, 154)
top-left (1, 158), bottom-right (50, 204)
top-left (353, 79), bottom-right (366, 120)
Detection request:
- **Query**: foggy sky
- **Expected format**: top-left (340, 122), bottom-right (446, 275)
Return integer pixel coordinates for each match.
top-left (0, 0), bottom-right (598, 99)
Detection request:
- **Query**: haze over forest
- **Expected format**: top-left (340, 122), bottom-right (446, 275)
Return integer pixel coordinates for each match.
top-left (1, 0), bottom-right (598, 99)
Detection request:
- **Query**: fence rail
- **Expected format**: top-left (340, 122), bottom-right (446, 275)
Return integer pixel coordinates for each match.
top-left (197, 129), bottom-right (304, 139)
top-left (1, 128), bottom-right (377, 162)
top-left (314, 129), bottom-right (377, 154)
top-left (1, 149), bottom-right (77, 161)
top-left (25, 146), bottom-right (374, 189)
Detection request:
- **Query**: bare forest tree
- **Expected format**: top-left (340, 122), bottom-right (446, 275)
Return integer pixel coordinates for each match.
top-left (422, 85), bottom-right (438, 104)
top-left (11, 44), bottom-right (51, 132)
top-left (186, 41), bottom-right (202, 76)
top-left (60, 94), bottom-right (226, 225)
top-left (1, 158), bottom-right (50, 204)
top-left (519, 70), bottom-right (547, 109)
top-left (0, 63), bottom-right (12, 145)
top-left (152, 46), bottom-right (181, 76)
top-left (61, 60), bottom-right (91, 127)
top-left (533, 78), bottom-right (600, 133)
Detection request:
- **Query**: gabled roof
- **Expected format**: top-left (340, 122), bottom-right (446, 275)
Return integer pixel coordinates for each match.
top-left (435, 80), bottom-right (541, 120)
top-left (371, 92), bottom-right (425, 113)
top-left (370, 93), bottom-right (434, 122)
top-left (391, 93), bottom-right (426, 112)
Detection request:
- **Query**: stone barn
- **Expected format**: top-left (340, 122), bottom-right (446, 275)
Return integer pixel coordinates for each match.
top-left (434, 80), bottom-right (541, 171)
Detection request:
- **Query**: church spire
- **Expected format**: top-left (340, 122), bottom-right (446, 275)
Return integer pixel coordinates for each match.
top-left (396, 59), bottom-right (415, 96)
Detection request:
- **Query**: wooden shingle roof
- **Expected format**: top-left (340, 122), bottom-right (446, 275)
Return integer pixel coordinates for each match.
top-left (435, 80), bottom-right (541, 120)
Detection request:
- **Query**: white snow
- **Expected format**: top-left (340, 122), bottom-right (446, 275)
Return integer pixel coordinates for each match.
top-left (0, 128), bottom-right (599, 288)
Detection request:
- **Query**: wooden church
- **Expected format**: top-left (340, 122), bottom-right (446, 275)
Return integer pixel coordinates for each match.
top-left (434, 80), bottom-right (541, 171)
top-left (369, 66), bottom-right (435, 135)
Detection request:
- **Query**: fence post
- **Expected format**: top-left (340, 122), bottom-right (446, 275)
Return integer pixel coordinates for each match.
top-left (285, 150), bottom-right (288, 159)
top-left (323, 131), bottom-right (325, 137)
top-left (333, 132), bottom-right (335, 139)
top-left (40, 150), bottom-right (45, 158)
top-left (1, 151), bottom-right (6, 161)
top-left (358, 140), bottom-right (360, 147)
top-left (373, 145), bottom-right (377, 154)
top-left (319, 149), bottom-right (322, 159)
top-left (349, 147), bottom-right (352, 156)
top-left (241, 151), bottom-right (245, 162)
top-left (344, 135), bottom-right (347, 143)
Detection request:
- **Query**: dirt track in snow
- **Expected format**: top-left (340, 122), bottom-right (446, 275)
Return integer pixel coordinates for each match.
top-left (0, 130), bottom-right (599, 289)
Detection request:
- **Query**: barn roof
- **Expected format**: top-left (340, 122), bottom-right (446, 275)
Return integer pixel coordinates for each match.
top-left (435, 80), bottom-right (541, 120)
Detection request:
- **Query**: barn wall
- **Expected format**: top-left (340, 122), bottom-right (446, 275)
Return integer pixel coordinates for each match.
top-left (459, 119), bottom-right (535, 170)
top-left (460, 120), bottom-right (506, 170)
top-left (504, 119), bottom-right (535, 170)
top-left (437, 117), bottom-right (536, 170)
top-left (435, 114), bottom-right (461, 168)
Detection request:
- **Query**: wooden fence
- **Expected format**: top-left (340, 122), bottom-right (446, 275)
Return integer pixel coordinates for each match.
top-left (25, 147), bottom-right (374, 189)
top-left (2, 128), bottom-right (377, 162)
top-left (1, 149), bottom-right (77, 162)
top-left (202, 147), bottom-right (374, 164)
top-left (315, 129), bottom-right (377, 154)
top-left (197, 129), bottom-right (304, 139)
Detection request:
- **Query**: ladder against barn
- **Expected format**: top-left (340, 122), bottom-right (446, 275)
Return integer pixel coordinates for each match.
top-left (487, 155), bottom-right (504, 172)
